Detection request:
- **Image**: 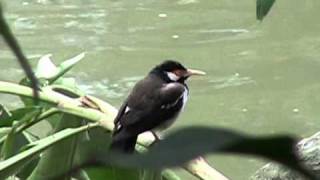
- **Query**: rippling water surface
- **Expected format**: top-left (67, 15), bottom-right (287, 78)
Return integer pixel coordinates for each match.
top-left (1, 0), bottom-right (320, 179)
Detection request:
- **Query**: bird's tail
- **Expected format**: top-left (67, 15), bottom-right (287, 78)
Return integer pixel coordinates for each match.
top-left (110, 130), bottom-right (137, 153)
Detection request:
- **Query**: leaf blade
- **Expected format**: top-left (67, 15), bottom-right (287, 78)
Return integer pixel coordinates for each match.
top-left (0, 123), bottom-right (98, 179)
top-left (256, 0), bottom-right (276, 21)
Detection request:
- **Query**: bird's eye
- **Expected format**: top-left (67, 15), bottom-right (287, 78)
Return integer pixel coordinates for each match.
top-left (172, 70), bottom-right (185, 77)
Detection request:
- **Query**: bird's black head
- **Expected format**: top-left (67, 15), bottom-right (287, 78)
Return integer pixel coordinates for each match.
top-left (151, 60), bottom-right (205, 83)
top-left (156, 60), bottom-right (187, 72)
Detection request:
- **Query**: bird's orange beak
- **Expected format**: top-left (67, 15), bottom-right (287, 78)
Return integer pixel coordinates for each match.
top-left (186, 68), bottom-right (206, 76)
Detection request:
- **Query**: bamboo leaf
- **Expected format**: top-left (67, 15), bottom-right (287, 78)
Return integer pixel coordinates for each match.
top-left (51, 53), bottom-right (85, 83)
top-left (256, 0), bottom-right (276, 21)
top-left (73, 170), bottom-right (91, 180)
top-left (1, 130), bottom-right (15, 160)
top-left (0, 81), bottom-right (235, 180)
top-left (0, 107), bottom-right (42, 159)
top-left (74, 127), bottom-right (164, 180)
top-left (75, 127), bottom-right (142, 180)
top-left (17, 112), bottom-right (60, 180)
top-left (0, 108), bottom-right (59, 146)
top-left (28, 114), bottom-right (83, 180)
top-left (12, 107), bottom-right (42, 128)
top-left (82, 127), bottom-right (316, 180)
top-left (162, 170), bottom-right (181, 180)
top-left (35, 53), bottom-right (85, 84)
top-left (85, 167), bottom-right (140, 180)
top-left (0, 106), bottom-right (42, 128)
top-left (0, 128), bottom-right (12, 139)
top-left (18, 53), bottom-right (84, 105)
top-left (0, 104), bottom-right (11, 125)
top-left (35, 54), bottom-right (58, 80)
top-left (140, 170), bottom-right (162, 180)
top-left (0, 123), bottom-right (98, 179)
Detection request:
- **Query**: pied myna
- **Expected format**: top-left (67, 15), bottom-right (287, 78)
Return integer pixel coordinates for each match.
top-left (110, 60), bottom-right (205, 153)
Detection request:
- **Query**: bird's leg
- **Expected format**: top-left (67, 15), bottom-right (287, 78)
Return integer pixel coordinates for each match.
top-left (152, 131), bottom-right (161, 141)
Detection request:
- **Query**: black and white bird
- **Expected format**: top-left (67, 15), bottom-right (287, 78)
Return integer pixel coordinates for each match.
top-left (110, 60), bottom-right (205, 153)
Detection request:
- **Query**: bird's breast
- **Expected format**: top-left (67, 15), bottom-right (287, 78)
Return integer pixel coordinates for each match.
top-left (156, 87), bottom-right (189, 131)
top-left (181, 86), bottom-right (189, 110)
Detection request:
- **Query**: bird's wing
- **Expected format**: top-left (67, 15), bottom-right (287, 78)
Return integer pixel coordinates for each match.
top-left (159, 82), bottom-right (186, 107)
top-left (119, 82), bottom-right (186, 129)
top-left (113, 100), bottom-right (128, 131)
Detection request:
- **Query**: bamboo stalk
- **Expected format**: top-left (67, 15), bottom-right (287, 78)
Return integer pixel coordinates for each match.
top-left (0, 81), bottom-right (229, 180)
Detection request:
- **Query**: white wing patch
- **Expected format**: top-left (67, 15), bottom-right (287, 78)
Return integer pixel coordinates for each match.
top-left (181, 87), bottom-right (188, 110)
top-left (160, 86), bottom-right (188, 110)
top-left (115, 106), bottom-right (130, 130)
top-left (116, 123), bottom-right (122, 130)
top-left (125, 106), bottom-right (130, 113)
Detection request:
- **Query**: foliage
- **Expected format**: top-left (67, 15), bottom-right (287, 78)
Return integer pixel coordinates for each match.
top-left (0, 54), bottom-right (175, 180)
top-left (0, 56), bottom-right (316, 180)
top-left (256, 0), bottom-right (276, 21)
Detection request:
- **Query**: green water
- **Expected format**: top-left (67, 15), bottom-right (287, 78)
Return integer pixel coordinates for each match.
top-left (1, 0), bottom-right (320, 179)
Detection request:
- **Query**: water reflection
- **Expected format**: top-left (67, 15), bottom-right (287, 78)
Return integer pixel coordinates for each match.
top-left (209, 73), bottom-right (255, 89)
top-left (77, 75), bottom-right (143, 99)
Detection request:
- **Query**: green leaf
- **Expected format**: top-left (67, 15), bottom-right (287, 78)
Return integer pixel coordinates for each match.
top-left (72, 170), bottom-right (90, 180)
top-left (28, 114), bottom-right (83, 180)
top-left (18, 53), bottom-right (84, 105)
top-left (82, 127), bottom-right (316, 180)
top-left (17, 131), bottom-right (42, 180)
top-left (34, 54), bottom-right (58, 80)
top-left (0, 133), bottom-right (30, 178)
top-left (22, 131), bottom-right (40, 143)
top-left (162, 170), bottom-right (181, 180)
top-left (256, 0), bottom-right (276, 21)
top-left (74, 127), bottom-right (164, 180)
top-left (52, 53), bottom-right (85, 83)
top-left (0, 108), bottom-right (59, 147)
top-left (0, 105), bottom-right (12, 127)
top-left (16, 157), bottom-right (39, 180)
top-left (0, 104), bottom-right (11, 125)
top-left (86, 167), bottom-right (140, 180)
top-left (35, 53), bottom-right (85, 84)
top-left (1, 130), bottom-right (15, 160)
top-left (22, 109), bottom-right (63, 140)
top-left (0, 123), bottom-right (98, 179)
top-left (76, 127), bottom-right (142, 180)
top-left (0, 107), bottom-right (42, 128)
top-left (140, 170), bottom-right (162, 180)
top-left (0, 128), bottom-right (12, 139)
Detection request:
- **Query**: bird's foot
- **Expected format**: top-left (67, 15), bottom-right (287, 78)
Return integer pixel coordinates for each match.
top-left (149, 131), bottom-right (162, 147)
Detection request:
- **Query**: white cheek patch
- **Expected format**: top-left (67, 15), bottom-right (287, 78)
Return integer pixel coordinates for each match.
top-left (167, 72), bottom-right (179, 81)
